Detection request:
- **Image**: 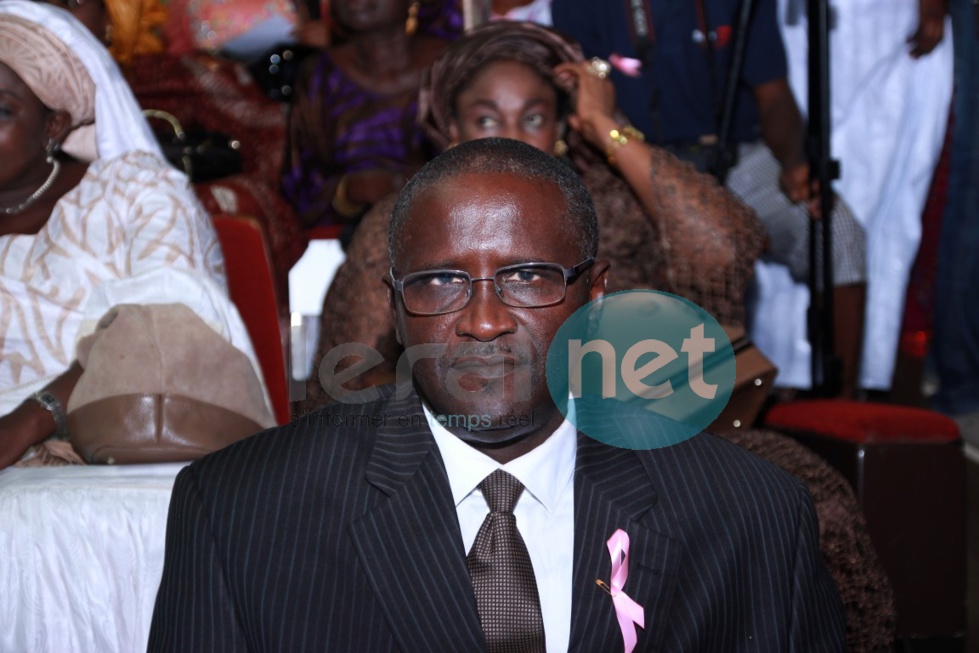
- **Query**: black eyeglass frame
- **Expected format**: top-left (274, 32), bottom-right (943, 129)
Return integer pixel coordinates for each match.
top-left (389, 258), bottom-right (596, 316)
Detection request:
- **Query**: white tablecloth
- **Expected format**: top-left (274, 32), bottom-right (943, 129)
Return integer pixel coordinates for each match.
top-left (0, 463), bottom-right (187, 653)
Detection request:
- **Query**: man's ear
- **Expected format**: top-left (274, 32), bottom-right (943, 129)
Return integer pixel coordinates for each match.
top-left (588, 258), bottom-right (611, 301)
top-left (44, 110), bottom-right (73, 150)
top-left (384, 274), bottom-right (404, 346)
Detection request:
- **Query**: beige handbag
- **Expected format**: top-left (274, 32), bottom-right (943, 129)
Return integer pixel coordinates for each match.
top-left (67, 303), bottom-right (274, 464)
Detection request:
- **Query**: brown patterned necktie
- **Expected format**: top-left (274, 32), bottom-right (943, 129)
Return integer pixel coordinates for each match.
top-left (466, 469), bottom-right (546, 653)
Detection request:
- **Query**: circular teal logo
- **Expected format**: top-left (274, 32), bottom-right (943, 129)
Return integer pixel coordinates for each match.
top-left (546, 290), bottom-right (735, 449)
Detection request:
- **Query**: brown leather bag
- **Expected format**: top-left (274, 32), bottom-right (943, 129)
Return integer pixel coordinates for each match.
top-left (67, 303), bottom-right (275, 464)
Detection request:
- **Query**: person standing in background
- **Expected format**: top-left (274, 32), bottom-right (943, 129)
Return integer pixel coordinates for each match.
top-left (552, 0), bottom-right (869, 398)
top-left (756, 0), bottom-right (952, 396)
top-left (930, 0), bottom-right (979, 445)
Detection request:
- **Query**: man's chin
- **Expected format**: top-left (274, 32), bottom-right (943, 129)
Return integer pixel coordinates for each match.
top-left (428, 396), bottom-right (557, 444)
top-left (449, 422), bottom-right (536, 449)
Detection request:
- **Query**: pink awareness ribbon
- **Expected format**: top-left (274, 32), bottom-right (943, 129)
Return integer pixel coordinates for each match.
top-left (602, 529), bottom-right (645, 653)
top-left (610, 54), bottom-right (644, 78)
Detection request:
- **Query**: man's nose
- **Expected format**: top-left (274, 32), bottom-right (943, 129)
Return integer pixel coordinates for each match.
top-left (455, 277), bottom-right (518, 341)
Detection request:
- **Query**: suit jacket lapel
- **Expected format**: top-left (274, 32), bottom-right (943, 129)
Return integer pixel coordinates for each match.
top-left (569, 434), bottom-right (683, 653)
top-left (348, 390), bottom-right (485, 652)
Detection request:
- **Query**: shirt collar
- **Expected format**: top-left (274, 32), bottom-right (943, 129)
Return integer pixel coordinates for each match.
top-left (424, 404), bottom-right (577, 514)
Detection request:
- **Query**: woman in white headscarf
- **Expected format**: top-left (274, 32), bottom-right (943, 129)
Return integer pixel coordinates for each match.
top-left (0, 0), bottom-right (273, 468)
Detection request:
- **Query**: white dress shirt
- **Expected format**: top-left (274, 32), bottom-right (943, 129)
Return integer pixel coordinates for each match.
top-left (425, 406), bottom-right (576, 653)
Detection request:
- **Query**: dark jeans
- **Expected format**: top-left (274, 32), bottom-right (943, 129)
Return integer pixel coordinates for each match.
top-left (931, 0), bottom-right (979, 416)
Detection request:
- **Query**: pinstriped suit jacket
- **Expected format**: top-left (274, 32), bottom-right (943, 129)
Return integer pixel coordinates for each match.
top-left (148, 385), bottom-right (845, 652)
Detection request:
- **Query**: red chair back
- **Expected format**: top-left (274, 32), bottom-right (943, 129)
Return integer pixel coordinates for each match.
top-left (212, 215), bottom-right (291, 425)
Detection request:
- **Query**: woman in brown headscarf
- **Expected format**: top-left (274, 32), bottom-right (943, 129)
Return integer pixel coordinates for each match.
top-left (300, 21), bottom-right (764, 408)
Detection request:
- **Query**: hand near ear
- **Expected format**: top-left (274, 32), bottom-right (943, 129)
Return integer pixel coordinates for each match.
top-left (553, 61), bottom-right (618, 146)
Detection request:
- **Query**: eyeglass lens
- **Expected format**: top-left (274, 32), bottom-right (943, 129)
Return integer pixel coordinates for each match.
top-left (401, 264), bottom-right (571, 315)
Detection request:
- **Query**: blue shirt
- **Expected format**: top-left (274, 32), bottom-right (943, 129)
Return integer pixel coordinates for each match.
top-left (553, 0), bottom-right (788, 144)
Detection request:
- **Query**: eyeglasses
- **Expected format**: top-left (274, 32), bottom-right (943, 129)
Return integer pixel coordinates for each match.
top-left (390, 258), bottom-right (595, 316)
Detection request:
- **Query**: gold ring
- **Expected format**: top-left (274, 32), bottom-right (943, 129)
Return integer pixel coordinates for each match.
top-left (586, 57), bottom-right (611, 80)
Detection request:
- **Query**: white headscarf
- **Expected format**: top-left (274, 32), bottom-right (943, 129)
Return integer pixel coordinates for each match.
top-left (0, 0), bottom-right (161, 161)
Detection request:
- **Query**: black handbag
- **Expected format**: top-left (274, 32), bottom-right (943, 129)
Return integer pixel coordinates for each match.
top-left (143, 109), bottom-right (244, 183)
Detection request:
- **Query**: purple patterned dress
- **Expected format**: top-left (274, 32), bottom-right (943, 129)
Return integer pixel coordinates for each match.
top-left (282, 51), bottom-right (437, 227)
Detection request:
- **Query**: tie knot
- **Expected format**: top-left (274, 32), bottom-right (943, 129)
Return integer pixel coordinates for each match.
top-left (479, 469), bottom-right (524, 514)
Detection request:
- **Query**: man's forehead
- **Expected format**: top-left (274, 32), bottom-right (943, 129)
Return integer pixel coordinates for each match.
top-left (422, 169), bottom-right (547, 194)
top-left (408, 171), bottom-right (562, 218)
top-left (396, 173), bottom-right (574, 268)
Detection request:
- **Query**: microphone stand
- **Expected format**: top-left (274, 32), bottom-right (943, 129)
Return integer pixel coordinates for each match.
top-left (714, 0), bottom-right (756, 184)
top-left (806, 0), bottom-right (842, 395)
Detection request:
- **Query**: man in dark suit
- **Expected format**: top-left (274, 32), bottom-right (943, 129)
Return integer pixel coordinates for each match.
top-left (148, 137), bottom-right (845, 651)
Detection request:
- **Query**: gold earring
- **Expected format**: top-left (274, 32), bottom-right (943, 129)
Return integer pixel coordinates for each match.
top-left (553, 139), bottom-right (568, 157)
top-left (405, 1), bottom-right (420, 35)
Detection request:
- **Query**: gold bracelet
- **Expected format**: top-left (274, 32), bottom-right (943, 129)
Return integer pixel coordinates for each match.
top-left (331, 175), bottom-right (367, 218)
top-left (605, 124), bottom-right (645, 168)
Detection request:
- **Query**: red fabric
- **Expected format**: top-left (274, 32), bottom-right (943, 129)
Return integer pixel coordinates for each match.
top-left (212, 215), bottom-right (291, 425)
top-left (307, 225), bottom-right (344, 240)
top-left (193, 176), bottom-right (293, 318)
top-left (764, 400), bottom-right (960, 444)
top-left (195, 178), bottom-right (265, 222)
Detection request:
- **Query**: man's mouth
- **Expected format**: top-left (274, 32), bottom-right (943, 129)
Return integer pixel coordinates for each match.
top-left (450, 355), bottom-right (516, 370)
